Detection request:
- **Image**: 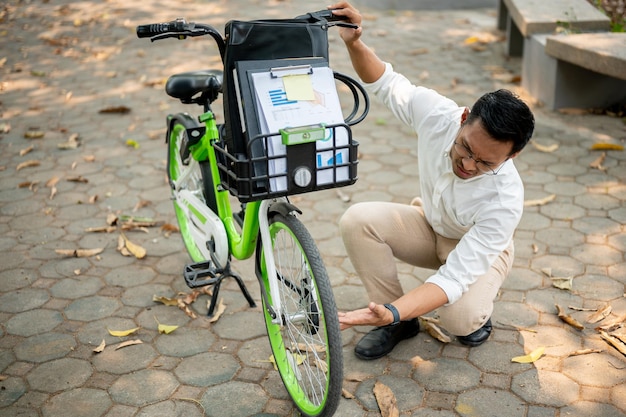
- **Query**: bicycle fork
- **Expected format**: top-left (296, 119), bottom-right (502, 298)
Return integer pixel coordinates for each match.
top-left (257, 199), bottom-right (310, 327)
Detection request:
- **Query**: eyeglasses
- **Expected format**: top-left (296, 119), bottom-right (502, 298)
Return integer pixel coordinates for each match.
top-left (453, 141), bottom-right (509, 175)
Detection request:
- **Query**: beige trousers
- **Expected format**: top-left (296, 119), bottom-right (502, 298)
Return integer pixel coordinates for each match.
top-left (339, 200), bottom-right (514, 336)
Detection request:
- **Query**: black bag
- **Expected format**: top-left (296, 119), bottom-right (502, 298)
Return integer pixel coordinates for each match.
top-left (222, 18), bottom-right (331, 156)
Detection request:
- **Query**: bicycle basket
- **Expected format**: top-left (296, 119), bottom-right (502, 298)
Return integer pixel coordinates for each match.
top-left (214, 123), bottom-right (358, 203)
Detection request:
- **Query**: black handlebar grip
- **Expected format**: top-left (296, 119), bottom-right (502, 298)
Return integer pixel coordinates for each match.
top-left (136, 23), bottom-right (173, 38)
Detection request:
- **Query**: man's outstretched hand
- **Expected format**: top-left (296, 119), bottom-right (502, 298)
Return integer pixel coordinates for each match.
top-left (338, 301), bottom-right (393, 330)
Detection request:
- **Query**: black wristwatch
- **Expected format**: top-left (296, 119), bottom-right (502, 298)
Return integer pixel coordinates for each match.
top-left (383, 303), bottom-right (400, 326)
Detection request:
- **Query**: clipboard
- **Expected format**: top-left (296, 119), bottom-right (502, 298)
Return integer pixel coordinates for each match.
top-left (234, 57), bottom-right (349, 192)
top-left (234, 57), bottom-right (329, 146)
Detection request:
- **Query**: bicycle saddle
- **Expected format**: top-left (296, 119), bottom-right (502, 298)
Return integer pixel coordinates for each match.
top-left (165, 69), bottom-right (223, 104)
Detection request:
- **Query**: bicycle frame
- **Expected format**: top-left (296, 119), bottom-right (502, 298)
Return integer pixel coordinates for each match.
top-left (172, 108), bottom-right (288, 324)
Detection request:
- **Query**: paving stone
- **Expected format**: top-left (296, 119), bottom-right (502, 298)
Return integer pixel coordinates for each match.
top-left (412, 358), bottom-right (480, 393)
top-left (27, 358), bottom-right (92, 393)
top-left (0, 288), bottom-right (50, 314)
top-left (42, 388), bottom-right (112, 417)
top-left (64, 295), bottom-right (121, 322)
top-left (109, 369), bottom-right (179, 407)
top-left (174, 351), bottom-right (239, 387)
top-left (511, 370), bottom-right (579, 407)
top-left (456, 388), bottom-right (525, 417)
top-left (154, 327), bottom-right (215, 357)
top-left (104, 265), bottom-right (156, 287)
top-left (0, 376), bottom-right (27, 408)
top-left (50, 276), bottom-right (104, 299)
top-left (0, 268), bottom-right (38, 292)
top-left (135, 400), bottom-right (205, 417)
top-left (5, 309), bottom-right (64, 337)
top-left (560, 401), bottom-right (626, 417)
top-left (200, 381), bottom-right (268, 417)
top-left (92, 344), bottom-right (158, 374)
top-left (562, 353), bottom-right (626, 388)
top-left (14, 332), bottom-right (76, 363)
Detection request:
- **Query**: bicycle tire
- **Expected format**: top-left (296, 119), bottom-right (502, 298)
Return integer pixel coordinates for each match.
top-left (259, 212), bottom-right (343, 417)
top-left (168, 121), bottom-right (208, 262)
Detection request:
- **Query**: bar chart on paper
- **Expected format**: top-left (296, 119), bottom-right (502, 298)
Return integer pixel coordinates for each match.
top-left (251, 66), bottom-right (350, 191)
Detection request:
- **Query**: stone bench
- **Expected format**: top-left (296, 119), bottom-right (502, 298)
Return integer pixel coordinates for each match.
top-left (522, 32), bottom-right (626, 109)
top-left (497, 0), bottom-right (610, 56)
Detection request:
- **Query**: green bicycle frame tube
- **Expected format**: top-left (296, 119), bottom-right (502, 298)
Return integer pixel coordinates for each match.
top-left (191, 111), bottom-right (260, 261)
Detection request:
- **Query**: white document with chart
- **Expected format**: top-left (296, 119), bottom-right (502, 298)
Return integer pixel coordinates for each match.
top-left (250, 66), bottom-right (348, 191)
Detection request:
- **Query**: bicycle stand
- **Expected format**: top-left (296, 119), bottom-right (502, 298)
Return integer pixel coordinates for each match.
top-left (183, 260), bottom-right (257, 318)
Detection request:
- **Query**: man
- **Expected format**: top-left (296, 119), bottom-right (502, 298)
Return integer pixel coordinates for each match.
top-left (329, 2), bottom-right (535, 360)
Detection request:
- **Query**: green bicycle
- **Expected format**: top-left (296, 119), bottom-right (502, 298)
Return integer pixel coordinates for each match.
top-left (137, 8), bottom-right (368, 417)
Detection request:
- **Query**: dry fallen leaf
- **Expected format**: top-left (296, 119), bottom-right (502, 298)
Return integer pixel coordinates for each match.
top-left (524, 194), bottom-right (556, 207)
top-left (108, 327), bottom-right (140, 337)
top-left (555, 304), bottom-right (584, 330)
top-left (373, 381), bottom-right (399, 417)
top-left (66, 175), bottom-right (88, 183)
top-left (590, 143), bottom-right (624, 151)
top-left (598, 329), bottom-right (626, 357)
top-left (420, 317), bottom-right (451, 343)
top-left (119, 233), bottom-right (146, 259)
top-left (99, 105), bottom-right (131, 114)
top-left (341, 388), bottom-right (355, 399)
top-left (114, 339), bottom-right (143, 350)
top-left (589, 152), bottom-right (607, 171)
top-left (551, 276), bottom-right (573, 291)
top-left (55, 248), bottom-right (104, 258)
top-left (57, 133), bottom-right (80, 150)
top-left (16, 160), bottom-right (41, 171)
top-left (23, 130), bottom-right (45, 139)
top-left (566, 348), bottom-right (602, 357)
top-left (345, 371), bottom-right (370, 382)
top-left (208, 298), bottom-right (226, 323)
top-left (85, 226), bottom-right (117, 233)
top-left (153, 295), bottom-right (179, 306)
top-left (511, 346), bottom-right (545, 363)
top-left (93, 339), bottom-right (106, 353)
top-left (157, 323), bottom-right (178, 334)
top-left (531, 140), bottom-right (559, 153)
top-left (19, 145), bottom-right (34, 156)
top-left (161, 223), bottom-right (179, 236)
top-left (586, 303), bottom-right (612, 324)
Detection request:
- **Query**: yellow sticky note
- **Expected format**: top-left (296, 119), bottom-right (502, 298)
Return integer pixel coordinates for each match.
top-left (283, 74), bottom-right (315, 101)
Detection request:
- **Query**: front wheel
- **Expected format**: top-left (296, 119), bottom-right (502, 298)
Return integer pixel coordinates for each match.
top-left (259, 212), bottom-right (343, 417)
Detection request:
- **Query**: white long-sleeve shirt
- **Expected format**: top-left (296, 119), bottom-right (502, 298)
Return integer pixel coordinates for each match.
top-left (364, 63), bottom-right (524, 304)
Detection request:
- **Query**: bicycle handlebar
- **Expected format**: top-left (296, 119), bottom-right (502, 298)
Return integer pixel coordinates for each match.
top-left (135, 9), bottom-right (357, 41)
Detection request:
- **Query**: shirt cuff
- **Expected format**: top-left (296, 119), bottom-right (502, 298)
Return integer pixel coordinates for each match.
top-left (425, 274), bottom-right (463, 305)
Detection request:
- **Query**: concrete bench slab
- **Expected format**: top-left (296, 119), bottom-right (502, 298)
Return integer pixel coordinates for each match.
top-left (522, 33), bottom-right (626, 109)
top-left (545, 33), bottom-right (626, 81)
top-left (357, 0), bottom-right (497, 10)
top-left (498, 0), bottom-right (610, 56)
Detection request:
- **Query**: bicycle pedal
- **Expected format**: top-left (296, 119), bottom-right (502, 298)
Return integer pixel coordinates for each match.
top-left (183, 261), bottom-right (219, 288)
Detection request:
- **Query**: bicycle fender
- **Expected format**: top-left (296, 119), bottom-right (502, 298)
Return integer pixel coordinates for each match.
top-left (165, 112), bottom-right (205, 144)
top-left (268, 200), bottom-right (302, 217)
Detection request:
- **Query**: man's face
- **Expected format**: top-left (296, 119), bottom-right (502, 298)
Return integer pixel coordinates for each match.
top-left (450, 120), bottom-right (516, 180)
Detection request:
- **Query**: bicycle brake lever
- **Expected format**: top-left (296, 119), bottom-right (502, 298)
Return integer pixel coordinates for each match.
top-left (329, 22), bottom-right (359, 29)
top-left (149, 32), bottom-right (189, 42)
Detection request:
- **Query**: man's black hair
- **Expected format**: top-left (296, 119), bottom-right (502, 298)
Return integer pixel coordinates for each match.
top-left (466, 89), bottom-right (535, 155)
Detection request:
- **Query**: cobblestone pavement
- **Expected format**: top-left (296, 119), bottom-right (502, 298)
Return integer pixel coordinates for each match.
top-left (1, 0), bottom-right (625, 416)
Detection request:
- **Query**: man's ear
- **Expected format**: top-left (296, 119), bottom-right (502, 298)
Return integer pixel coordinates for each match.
top-left (509, 151), bottom-right (521, 159)
top-left (460, 107), bottom-right (470, 125)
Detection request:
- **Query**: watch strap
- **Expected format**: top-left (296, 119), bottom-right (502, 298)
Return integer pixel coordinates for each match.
top-left (383, 303), bottom-right (400, 326)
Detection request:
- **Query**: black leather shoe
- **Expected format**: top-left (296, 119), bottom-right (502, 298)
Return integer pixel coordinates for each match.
top-left (354, 320), bottom-right (420, 360)
top-left (457, 318), bottom-right (492, 347)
